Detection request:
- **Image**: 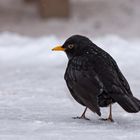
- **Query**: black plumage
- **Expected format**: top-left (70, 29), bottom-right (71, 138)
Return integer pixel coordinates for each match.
top-left (52, 35), bottom-right (140, 121)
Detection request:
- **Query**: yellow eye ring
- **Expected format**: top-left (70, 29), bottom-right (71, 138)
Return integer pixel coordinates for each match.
top-left (68, 44), bottom-right (74, 49)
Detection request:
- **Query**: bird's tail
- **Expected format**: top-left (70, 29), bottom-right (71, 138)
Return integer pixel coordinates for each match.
top-left (132, 96), bottom-right (140, 110)
top-left (111, 85), bottom-right (140, 113)
top-left (116, 95), bottom-right (140, 113)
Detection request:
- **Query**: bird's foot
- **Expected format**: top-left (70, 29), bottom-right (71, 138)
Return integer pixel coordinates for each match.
top-left (73, 116), bottom-right (90, 121)
top-left (100, 117), bottom-right (114, 122)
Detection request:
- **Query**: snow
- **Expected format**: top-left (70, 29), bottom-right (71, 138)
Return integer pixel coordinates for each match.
top-left (0, 32), bottom-right (139, 140)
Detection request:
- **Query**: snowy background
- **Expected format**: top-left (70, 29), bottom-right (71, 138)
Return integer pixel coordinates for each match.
top-left (1, 0), bottom-right (140, 38)
top-left (0, 33), bottom-right (139, 140)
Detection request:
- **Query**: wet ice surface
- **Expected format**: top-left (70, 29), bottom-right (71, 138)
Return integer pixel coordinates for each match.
top-left (0, 33), bottom-right (139, 140)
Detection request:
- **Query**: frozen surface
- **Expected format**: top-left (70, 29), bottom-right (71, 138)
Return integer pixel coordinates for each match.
top-left (0, 33), bottom-right (139, 140)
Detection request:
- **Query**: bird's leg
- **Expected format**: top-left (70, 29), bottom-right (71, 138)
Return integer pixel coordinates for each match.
top-left (101, 103), bottom-right (114, 122)
top-left (73, 107), bottom-right (90, 120)
top-left (107, 103), bottom-right (114, 122)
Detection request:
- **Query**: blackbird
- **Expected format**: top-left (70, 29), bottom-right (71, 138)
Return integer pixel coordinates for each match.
top-left (52, 35), bottom-right (140, 121)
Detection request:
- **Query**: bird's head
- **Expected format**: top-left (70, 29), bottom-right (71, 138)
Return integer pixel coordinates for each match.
top-left (52, 35), bottom-right (93, 59)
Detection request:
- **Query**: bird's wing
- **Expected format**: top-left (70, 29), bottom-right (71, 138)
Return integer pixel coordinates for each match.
top-left (88, 47), bottom-right (139, 112)
top-left (65, 57), bottom-right (103, 116)
top-left (90, 45), bottom-right (132, 95)
top-left (65, 81), bottom-right (85, 106)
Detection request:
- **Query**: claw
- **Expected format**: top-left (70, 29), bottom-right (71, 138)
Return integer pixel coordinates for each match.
top-left (73, 116), bottom-right (90, 120)
top-left (100, 117), bottom-right (114, 122)
top-left (73, 107), bottom-right (90, 120)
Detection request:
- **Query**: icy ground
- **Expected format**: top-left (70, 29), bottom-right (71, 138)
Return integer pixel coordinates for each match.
top-left (0, 33), bottom-right (139, 140)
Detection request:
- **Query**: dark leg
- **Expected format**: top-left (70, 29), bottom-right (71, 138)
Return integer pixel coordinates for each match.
top-left (107, 103), bottom-right (114, 122)
top-left (101, 103), bottom-right (114, 122)
top-left (73, 107), bottom-right (90, 120)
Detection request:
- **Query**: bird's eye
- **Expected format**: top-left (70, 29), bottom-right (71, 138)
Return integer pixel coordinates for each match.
top-left (68, 44), bottom-right (74, 49)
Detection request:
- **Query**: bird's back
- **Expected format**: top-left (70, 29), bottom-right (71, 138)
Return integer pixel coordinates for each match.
top-left (87, 44), bottom-right (132, 95)
top-left (86, 44), bottom-right (140, 112)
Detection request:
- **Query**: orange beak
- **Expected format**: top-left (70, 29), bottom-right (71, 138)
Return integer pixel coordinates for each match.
top-left (52, 45), bottom-right (65, 51)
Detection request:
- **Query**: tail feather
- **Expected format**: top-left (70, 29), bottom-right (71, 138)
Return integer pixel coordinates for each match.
top-left (111, 85), bottom-right (140, 113)
top-left (132, 96), bottom-right (140, 110)
top-left (111, 94), bottom-right (140, 113)
top-left (118, 95), bottom-right (139, 113)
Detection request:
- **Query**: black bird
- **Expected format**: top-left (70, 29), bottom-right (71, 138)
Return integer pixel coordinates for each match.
top-left (52, 35), bottom-right (140, 121)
